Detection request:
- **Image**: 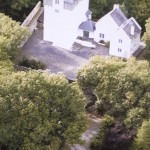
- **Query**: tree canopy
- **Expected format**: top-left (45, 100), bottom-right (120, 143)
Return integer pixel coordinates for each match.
top-left (133, 120), bottom-right (150, 150)
top-left (78, 56), bottom-right (150, 149)
top-left (78, 56), bottom-right (150, 128)
top-left (0, 71), bottom-right (87, 150)
top-left (0, 13), bottom-right (28, 60)
top-left (0, 0), bottom-right (40, 21)
top-left (124, 0), bottom-right (150, 28)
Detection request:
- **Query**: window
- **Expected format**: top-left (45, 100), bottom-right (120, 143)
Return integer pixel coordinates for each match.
top-left (118, 48), bottom-right (122, 52)
top-left (64, 2), bottom-right (74, 10)
top-left (83, 31), bottom-right (89, 38)
top-left (55, 0), bottom-right (59, 4)
top-left (44, 0), bottom-right (52, 6)
top-left (55, 9), bottom-right (59, 13)
top-left (119, 39), bottom-right (122, 43)
top-left (100, 33), bottom-right (104, 38)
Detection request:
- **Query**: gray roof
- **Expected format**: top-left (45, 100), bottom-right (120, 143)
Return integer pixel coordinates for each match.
top-left (123, 18), bottom-right (141, 38)
top-left (110, 8), bottom-right (127, 26)
top-left (79, 20), bottom-right (96, 32)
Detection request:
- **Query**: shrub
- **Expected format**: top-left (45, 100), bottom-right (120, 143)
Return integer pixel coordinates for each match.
top-left (19, 58), bottom-right (46, 70)
top-left (124, 107), bottom-right (146, 129)
top-left (132, 120), bottom-right (150, 150)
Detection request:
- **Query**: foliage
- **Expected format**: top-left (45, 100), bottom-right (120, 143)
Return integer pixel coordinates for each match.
top-left (143, 18), bottom-right (150, 44)
top-left (19, 57), bottom-right (46, 70)
top-left (0, 0), bottom-right (40, 21)
top-left (140, 18), bottom-right (150, 61)
top-left (0, 13), bottom-right (28, 60)
top-left (78, 56), bottom-right (150, 148)
top-left (90, 0), bottom-right (124, 20)
top-left (0, 71), bottom-right (87, 150)
top-left (78, 56), bottom-right (126, 95)
top-left (124, 0), bottom-right (150, 29)
top-left (102, 122), bottom-right (135, 150)
top-left (132, 120), bottom-right (150, 150)
top-left (124, 107), bottom-right (146, 129)
top-left (140, 26), bottom-right (150, 62)
top-left (78, 56), bottom-right (150, 128)
top-left (90, 0), bottom-right (107, 19)
top-left (0, 60), bottom-right (15, 75)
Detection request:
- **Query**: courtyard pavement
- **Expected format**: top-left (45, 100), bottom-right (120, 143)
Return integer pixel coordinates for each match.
top-left (21, 29), bottom-right (109, 80)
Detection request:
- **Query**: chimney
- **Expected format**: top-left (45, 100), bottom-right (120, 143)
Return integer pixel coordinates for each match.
top-left (130, 25), bottom-right (135, 35)
top-left (86, 10), bottom-right (92, 20)
top-left (113, 4), bottom-right (119, 9)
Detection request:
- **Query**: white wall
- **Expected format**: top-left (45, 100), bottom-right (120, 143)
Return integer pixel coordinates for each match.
top-left (78, 29), bottom-right (83, 37)
top-left (109, 29), bottom-right (131, 59)
top-left (89, 32), bottom-right (94, 38)
top-left (130, 34), bottom-right (140, 55)
top-left (94, 14), bottom-right (119, 42)
top-left (44, 0), bottom-right (89, 50)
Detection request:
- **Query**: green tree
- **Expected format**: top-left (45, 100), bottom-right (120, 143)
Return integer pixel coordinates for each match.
top-left (90, 0), bottom-right (107, 19)
top-left (142, 18), bottom-right (150, 44)
top-left (0, 71), bottom-right (87, 150)
top-left (78, 56), bottom-right (150, 149)
top-left (0, 0), bottom-right (39, 21)
top-left (90, 0), bottom-right (124, 20)
top-left (78, 56), bottom-right (150, 128)
top-left (124, 0), bottom-right (150, 30)
top-left (0, 13), bottom-right (28, 60)
top-left (0, 60), bottom-right (14, 75)
top-left (132, 120), bottom-right (150, 150)
top-left (139, 18), bottom-right (150, 60)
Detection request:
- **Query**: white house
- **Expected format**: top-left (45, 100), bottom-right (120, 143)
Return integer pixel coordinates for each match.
top-left (43, 0), bottom-right (89, 49)
top-left (94, 4), bottom-right (127, 43)
top-left (94, 4), bottom-right (142, 59)
top-left (109, 17), bottom-right (141, 58)
top-left (43, 1), bottom-right (143, 58)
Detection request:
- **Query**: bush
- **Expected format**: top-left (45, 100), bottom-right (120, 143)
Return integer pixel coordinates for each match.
top-left (19, 58), bottom-right (46, 70)
top-left (0, 71), bottom-right (87, 149)
top-left (132, 120), bottom-right (150, 150)
top-left (124, 107), bottom-right (146, 129)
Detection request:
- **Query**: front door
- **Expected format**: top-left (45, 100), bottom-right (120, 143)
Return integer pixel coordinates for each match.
top-left (83, 31), bottom-right (89, 38)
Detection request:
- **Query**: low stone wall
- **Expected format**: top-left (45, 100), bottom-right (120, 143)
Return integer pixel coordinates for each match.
top-left (22, 1), bottom-right (42, 27)
top-left (21, 1), bottom-right (43, 47)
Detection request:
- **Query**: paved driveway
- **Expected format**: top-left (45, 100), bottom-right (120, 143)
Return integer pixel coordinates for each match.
top-left (71, 115), bottom-right (101, 150)
top-left (21, 29), bottom-right (109, 79)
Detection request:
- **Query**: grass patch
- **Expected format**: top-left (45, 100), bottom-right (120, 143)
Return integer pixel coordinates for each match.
top-left (19, 57), bottom-right (46, 70)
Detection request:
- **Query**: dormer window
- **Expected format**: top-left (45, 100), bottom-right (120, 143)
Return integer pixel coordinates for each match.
top-left (118, 48), bottom-right (122, 52)
top-left (44, 0), bottom-right (52, 6)
top-left (100, 33), bottom-right (104, 38)
top-left (64, 2), bottom-right (74, 10)
top-left (119, 39), bottom-right (122, 43)
top-left (55, 0), bottom-right (59, 4)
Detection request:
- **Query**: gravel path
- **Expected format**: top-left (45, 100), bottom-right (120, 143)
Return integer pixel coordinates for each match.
top-left (71, 115), bottom-right (101, 150)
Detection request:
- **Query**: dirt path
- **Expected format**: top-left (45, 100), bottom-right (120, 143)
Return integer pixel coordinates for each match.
top-left (71, 115), bottom-right (101, 150)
